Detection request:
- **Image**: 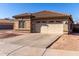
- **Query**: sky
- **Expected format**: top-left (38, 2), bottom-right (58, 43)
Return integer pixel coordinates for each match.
top-left (0, 3), bottom-right (79, 22)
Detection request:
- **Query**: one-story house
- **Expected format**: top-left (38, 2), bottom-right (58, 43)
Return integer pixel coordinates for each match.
top-left (13, 10), bottom-right (74, 34)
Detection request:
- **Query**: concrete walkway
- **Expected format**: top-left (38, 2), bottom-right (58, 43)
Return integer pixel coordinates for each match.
top-left (0, 33), bottom-right (61, 56)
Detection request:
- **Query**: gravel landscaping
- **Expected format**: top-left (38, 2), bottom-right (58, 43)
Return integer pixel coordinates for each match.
top-left (50, 33), bottom-right (79, 51)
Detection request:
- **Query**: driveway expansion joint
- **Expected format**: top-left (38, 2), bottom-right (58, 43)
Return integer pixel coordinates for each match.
top-left (7, 45), bottom-right (26, 56)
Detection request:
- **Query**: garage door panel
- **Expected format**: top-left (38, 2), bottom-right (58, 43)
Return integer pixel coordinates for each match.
top-left (48, 24), bottom-right (63, 34)
top-left (35, 21), bottom-right (63, 34)
top-left (41, 24), bottom-right (48, 33)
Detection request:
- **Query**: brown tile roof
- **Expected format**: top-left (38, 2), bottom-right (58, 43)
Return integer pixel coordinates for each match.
top-left (32, 10), bottom-right (70, 18)
top-left (13, 10), bottom-right (71, 18)
top-left (13, 13), bottom-right (31, 18)
top-left (13, 10), bottom-right (73, 23)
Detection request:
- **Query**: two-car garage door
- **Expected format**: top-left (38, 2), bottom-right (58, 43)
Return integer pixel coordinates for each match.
top-left (35, 20), bottom-right (63, 34)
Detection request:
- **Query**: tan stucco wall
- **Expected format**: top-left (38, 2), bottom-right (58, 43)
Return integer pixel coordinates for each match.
top-left (63, 20), bottom-right (68, 34)
top-left (63, 18), bottom-right (73, 34)
top-left (25, 19), bottom-right (31, 31)
top-left (14, 19), bottom-right (31, 32)
top-left (14, 20), bottom-right (19, 30)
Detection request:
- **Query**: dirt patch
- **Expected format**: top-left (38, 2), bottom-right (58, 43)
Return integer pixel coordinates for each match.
top-left (50, 33), bottom-right (79, 51)
top-left (0, 33), bottom-right (21, 39)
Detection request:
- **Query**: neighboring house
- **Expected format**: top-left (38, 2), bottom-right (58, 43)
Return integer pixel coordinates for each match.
top-left (0, 19), bottom-right (13, 29)
top-left (13, 10), bottom-right (74, 34)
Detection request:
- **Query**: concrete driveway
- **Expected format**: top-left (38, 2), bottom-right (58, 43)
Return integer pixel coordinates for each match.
top-left (0, 33), bottom-right (61, 56)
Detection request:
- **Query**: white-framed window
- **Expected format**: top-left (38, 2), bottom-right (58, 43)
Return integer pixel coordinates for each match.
top-left (19, 20), bottom-right (25, 28)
